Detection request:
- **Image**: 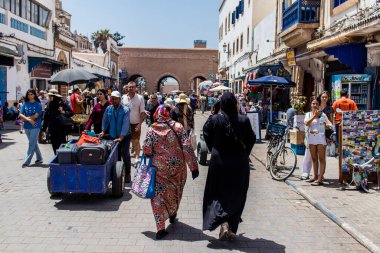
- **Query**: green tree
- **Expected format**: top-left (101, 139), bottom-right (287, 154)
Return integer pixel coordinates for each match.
top-left (113, 32), bottom-right (125, 47)
top-left (91, 29), bottom-right (113, 53)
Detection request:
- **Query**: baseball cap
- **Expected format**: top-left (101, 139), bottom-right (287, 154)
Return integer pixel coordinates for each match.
top-left (110, 91), bottom-right (121, 98)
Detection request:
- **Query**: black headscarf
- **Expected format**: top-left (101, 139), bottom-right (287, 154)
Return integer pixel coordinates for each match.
top-left (220, 93), bottom-right (238, 115)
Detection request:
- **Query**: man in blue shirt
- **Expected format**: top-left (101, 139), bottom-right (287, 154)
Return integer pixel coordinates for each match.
top-left (100, 91), bottom-right (132, 182)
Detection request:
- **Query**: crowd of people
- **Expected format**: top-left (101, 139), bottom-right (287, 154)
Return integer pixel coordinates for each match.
top-left (0, 82), bottom-right (362, 240)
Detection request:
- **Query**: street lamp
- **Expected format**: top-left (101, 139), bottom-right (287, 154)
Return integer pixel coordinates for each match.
top-left (222, 43), bottom-right (230, 56)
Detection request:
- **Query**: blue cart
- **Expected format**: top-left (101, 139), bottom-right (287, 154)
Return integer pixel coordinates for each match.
top-left (47, 142), bottom-right (125, 198)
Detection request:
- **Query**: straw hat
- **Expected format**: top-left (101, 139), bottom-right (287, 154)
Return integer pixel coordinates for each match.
top-left (47, 89), bottom-right (62, 98)
top-left (174, 93), bottom-right (189, 104)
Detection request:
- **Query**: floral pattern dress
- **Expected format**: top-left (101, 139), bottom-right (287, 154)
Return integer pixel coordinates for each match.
top-left (143, 120), bottom-right (198, 231)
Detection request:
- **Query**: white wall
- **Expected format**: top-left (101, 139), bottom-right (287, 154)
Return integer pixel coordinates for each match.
top-left (219, 0), bottom-right (253, 80)
top-left (0, 0), bottom-right (56, 101)
top-left (324, 0), bottom-right (377, 29)
top-left (253, 9), bottom-right (276, 61)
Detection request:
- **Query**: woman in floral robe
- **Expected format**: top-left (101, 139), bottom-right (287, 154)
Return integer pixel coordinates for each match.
top-left (142, 105), bottom-right (199, 240)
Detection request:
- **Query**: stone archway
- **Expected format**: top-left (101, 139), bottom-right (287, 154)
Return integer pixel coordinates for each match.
top-left (190, 74), bottom-right (208, 95)
top-left (127, 74), bottom-right (147, 93)
top-left (155, 73), bottom-right (182, 93)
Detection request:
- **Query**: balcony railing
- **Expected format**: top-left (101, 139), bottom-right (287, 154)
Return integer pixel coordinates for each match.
top-left (282, 0), bottom-right (320, 31)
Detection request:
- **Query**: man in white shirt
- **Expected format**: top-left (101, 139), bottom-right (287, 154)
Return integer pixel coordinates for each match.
top-left (122, 81), bottom-right (146, 164)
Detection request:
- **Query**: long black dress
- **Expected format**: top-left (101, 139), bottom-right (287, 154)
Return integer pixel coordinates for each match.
top-left (202, 112), bottom-right (256, 233)
top-left (43, 100), bottom-right (73, 154)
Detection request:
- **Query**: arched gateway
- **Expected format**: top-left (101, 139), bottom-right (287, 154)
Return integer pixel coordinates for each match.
top-left (118, 47), bottom-right (218, 94)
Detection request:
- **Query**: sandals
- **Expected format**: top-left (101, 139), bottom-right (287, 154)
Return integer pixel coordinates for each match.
top-left (306, 178), bottom-right (317, 183)
top-left (311, 181), bottom-right (323, 186)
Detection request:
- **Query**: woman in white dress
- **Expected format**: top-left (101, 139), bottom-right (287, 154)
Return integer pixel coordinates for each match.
top-left (304, 96), bottom-right (333, 186)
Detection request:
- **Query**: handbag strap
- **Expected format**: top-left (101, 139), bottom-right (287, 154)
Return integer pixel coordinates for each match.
top-left (220, 113), bottom-right (246, 151)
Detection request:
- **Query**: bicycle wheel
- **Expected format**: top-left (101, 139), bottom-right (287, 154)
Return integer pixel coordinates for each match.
top-left (270, 147), bottom-right (297, 181)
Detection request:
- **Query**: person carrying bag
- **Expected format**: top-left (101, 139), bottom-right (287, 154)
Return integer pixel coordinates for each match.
top-left (131, 154), bottom-right (156, 199)
top-left (141, 104), bottom-right (199, 240)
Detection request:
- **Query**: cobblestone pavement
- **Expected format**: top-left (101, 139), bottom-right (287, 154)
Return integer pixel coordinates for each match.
top-left (0, 113), bottom-right (369, 253)
top-left (252, 133), bottom-right (380, 251)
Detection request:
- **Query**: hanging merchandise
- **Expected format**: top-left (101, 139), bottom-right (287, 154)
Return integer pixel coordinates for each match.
top-left (341, 110), bottom-right (380, 180)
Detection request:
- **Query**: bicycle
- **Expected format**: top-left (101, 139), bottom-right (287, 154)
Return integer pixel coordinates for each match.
top-left (266, 123), bottom-right (298, 181)
top-left (345, 137), bottom-right (380, 193)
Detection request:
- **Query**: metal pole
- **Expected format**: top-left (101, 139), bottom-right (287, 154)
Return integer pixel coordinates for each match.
top-left (270, 85), bottom-right (273, 122)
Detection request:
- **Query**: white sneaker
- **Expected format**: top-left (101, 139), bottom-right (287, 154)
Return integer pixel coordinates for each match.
top-left (301, 173), bottom-right (309, 180)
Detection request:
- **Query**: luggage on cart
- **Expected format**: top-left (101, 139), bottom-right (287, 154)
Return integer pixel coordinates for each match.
top-left (77, 142), bottom-right (107, 165)
top-left (57, 143), bottom-right (78, 164)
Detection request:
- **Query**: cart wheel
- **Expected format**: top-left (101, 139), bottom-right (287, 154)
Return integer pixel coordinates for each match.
top-left (47, 169), bottom-right (61, 197)
top-left (112, 161), bottom-right (125, 198)
top-left (197, 141), bottom-right (208, 166)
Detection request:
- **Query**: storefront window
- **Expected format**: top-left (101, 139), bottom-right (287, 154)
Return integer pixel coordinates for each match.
top-left (9, 0), bottom-right (15, 13)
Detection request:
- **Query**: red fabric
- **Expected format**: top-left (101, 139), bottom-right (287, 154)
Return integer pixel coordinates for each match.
top-left (76, 132), bottom-right (100, 147)
top-left (85, 101), bottom-right (111, 130)
top-left (70, 94), bottom-right (78, 114)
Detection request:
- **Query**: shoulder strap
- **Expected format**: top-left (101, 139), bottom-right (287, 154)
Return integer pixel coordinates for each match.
top-left (220, 113), bottom-right (246, 151)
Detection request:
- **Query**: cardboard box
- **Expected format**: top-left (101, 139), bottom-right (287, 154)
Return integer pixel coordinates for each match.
top-left (290, 130), bottom-right (305, 145)
top-left (293, 115), bottom-right (305, 131)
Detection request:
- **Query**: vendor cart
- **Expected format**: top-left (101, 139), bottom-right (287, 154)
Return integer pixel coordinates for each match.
top-left (47, 142), bottom-right (125, 198)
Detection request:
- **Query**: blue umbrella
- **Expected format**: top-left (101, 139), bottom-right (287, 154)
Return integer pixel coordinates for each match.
top-left (248, 76), bottom-right (295, 122)
top-left (248, 75), bottom-right (294, 86)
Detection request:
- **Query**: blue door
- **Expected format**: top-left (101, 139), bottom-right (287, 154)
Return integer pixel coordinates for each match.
top-left (0, 67), bottom-right (7, 103)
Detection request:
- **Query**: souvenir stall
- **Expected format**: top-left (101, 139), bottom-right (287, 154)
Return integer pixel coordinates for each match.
top-left (245, 65), bottom-right (292, 125)
top-left (339, 110), bottom-right (380, 185)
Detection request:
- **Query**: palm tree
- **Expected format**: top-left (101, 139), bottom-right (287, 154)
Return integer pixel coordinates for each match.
top-left (91, 29), bottom-right (112, 53)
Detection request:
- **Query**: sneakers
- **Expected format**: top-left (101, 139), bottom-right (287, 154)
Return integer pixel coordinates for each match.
top-left (301, 173), bottom-right (310, 180)
top-left (22, 164), bottom-right (28, 168)
top-left (35, 160), bottom-right (43, 164)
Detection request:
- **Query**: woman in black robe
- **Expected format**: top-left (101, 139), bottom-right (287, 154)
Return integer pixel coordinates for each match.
top-left (42, 91), bottom-right (73, 154)
top-left (202, 93), bottom-right (256, 241)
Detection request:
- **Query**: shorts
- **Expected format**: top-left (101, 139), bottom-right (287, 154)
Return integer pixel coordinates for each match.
top-left (130, 124), bottom-right (141, 141)
top-left (308, 133), bottom-right (327, 146)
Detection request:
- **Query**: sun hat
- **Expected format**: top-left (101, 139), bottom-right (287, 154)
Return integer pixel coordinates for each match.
top-left (174, 93), bottom-right (188, 104)
top-left (110, 91), bottom-right (121, 98)
top-left (47, 89), bottom-right (62, 98)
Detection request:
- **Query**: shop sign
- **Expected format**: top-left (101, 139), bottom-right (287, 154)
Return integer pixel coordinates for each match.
top-left (341, 74), bottom-right (371, 83)
top-left (286, 50), bottom-right (296, 66)
top-left (31, 63), bottom-right (52, 78)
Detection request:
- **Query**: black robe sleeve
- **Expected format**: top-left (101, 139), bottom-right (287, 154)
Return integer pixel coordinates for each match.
top-left (243, 117), bottom-right (256, 156)
top-left (203, 115), bottom-right (214, 152)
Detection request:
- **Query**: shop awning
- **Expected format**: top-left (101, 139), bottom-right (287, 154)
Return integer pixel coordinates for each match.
top-left (28, 57), bottom-right (66, 73)
top-left (324, 43), bottom-right (367, 74)
top-left (0, 45), bottom-right (19, 66)
top-left (248, 64), bottom-right (291, 79)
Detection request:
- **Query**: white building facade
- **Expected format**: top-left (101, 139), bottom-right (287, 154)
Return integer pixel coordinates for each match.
top-left (218, 0), bottom-right (253, 94)
top-left (218, 0), bottom-right (277, 94)
top-left (0, 0), bottom-right (62, 102)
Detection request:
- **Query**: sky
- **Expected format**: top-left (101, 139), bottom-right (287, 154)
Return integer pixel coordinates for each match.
top-left (62, 0), bottom-right (220, 49)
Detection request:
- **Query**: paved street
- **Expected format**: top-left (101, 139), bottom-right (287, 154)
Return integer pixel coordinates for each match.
top-left (0, 113), bottom-right (370, 253)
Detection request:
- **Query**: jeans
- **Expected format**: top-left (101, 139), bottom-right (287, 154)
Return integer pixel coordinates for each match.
top-left (118, 135), bottom-right (131, 175)
top-left (24, 128), bottom-right (43, 165)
